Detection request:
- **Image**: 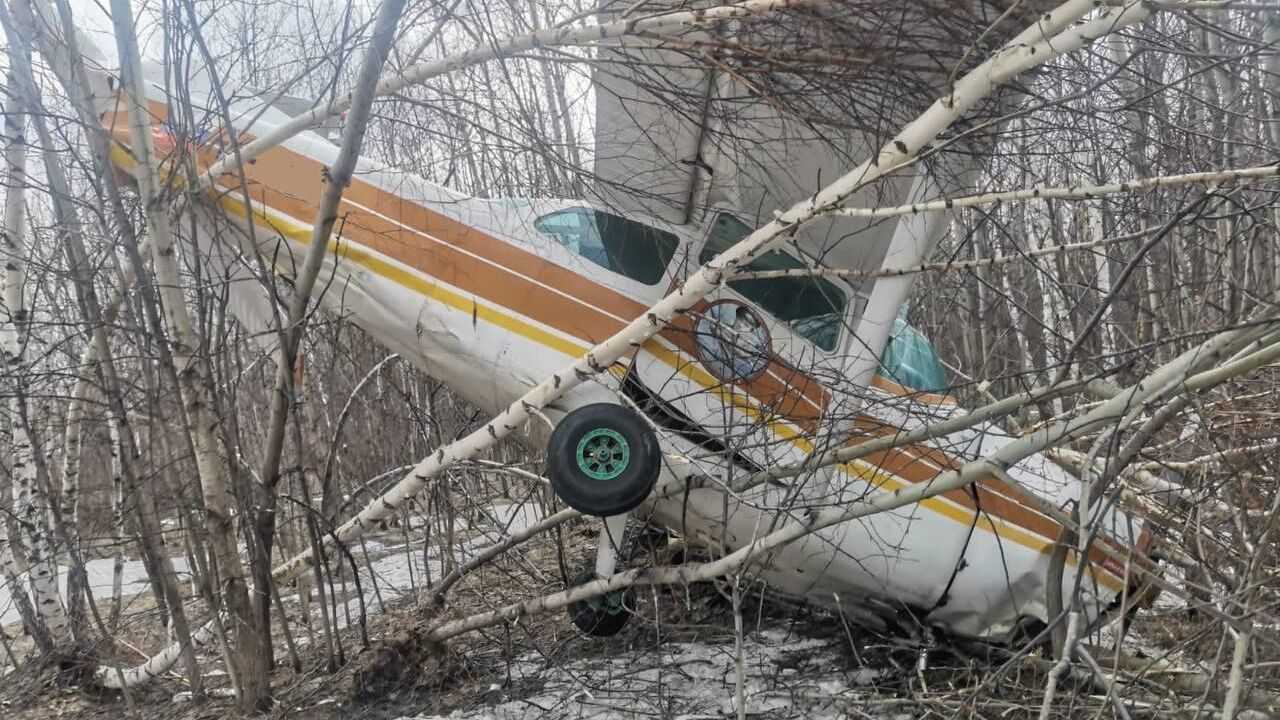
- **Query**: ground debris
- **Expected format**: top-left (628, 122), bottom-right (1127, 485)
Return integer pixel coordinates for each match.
top-left (346, 622), bottom-right (458, 704)
top-left (381, 620), bottom-right (902, 720)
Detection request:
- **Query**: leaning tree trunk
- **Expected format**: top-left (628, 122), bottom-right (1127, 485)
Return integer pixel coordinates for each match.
top-left (237, 0), bottom-right (407, 680)
top-left (106, 0), bottom-right (264, 707)
top-left (60, 382), bottom-right (86, 630)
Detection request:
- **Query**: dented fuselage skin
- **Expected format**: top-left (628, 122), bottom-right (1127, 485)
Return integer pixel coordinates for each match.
top-left (103, 79), bottom-right (1152, 641)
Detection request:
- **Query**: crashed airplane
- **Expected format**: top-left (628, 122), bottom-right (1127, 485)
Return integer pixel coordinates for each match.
top-left (91, 2), bottom-right (1154, 643)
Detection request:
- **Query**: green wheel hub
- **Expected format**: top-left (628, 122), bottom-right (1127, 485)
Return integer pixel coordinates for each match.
top-left (575, 428), bottom-right (630, 481)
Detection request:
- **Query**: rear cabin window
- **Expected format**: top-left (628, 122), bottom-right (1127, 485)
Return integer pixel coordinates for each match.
top-left (534, 208), bottom-right (680, 286)
top-left (699, 213), bottom-right (848, 351)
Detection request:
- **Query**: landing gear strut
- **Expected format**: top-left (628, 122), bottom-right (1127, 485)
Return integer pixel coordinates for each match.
top-left (567, 515), bottom-right (636, 636)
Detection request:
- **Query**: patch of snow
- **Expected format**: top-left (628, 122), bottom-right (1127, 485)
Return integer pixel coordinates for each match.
top-left (286, 499), bottom-right (548, 638)
top-left (486, 502), bottom-right (543, 536)
top-left (1, 556), bottom-right (192, 626)
top-left (1, 498), bottom-right (542, 631)
top-left (390, 630), bottom-right (891, 720)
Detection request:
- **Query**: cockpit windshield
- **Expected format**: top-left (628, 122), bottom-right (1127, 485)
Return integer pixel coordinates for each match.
top-left (876, 316), bottom-right (949, 393)
top-left (699, 213), bottom-right (848, 351)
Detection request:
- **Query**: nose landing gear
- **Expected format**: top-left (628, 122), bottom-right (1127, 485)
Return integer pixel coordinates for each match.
top-left (547, 404), bottom-right (660, 636)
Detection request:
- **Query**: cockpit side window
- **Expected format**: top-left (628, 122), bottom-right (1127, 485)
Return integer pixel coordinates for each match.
top-left (534, 208), bottom-right (680, 286)
top-left (876, 317), bottom-right (950, 393)
top-left (698, 213), bottom-right (848, 351)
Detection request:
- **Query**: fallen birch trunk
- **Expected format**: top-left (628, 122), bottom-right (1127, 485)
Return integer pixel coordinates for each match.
top-left (429, 377), bottom-right (1093, 602)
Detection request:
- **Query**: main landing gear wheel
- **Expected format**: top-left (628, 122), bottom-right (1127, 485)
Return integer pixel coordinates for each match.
top-left (567, 570), bottom-right (635, 637)
top-left (547, 403), bottom-right (660, 518)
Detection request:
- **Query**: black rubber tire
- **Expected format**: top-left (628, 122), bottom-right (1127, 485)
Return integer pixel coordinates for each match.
top-left (1009, 616), bottom-right (1052, 657)
top-left (547, 403), bottom-right (660, 517)
top-left (567, 570), bottom-right (635, 637)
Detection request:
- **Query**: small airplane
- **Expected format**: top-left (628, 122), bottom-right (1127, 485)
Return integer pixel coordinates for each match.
top-left (84, 21), bottom-right (1155, 644)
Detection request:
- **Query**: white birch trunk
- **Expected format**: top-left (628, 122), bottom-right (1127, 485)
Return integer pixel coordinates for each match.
top-left (1082, 204), bottom-right (1117, 359)
top-left (0, 82), bottom-right (28, 616)
top-left (60, 382), bottom-right (85, 617)
top-left (108, 420), bottom-right (125, 627)
top-left (828, 165), bottom-right (1278, 221)
top-left (1028, 217), bottom-right (1067, 415)
top-left (998, 242), bottom-right (1034, 376)
top-left (9, 404), bottom-right (71, 644)
top-left (0, 88), bottom-right (71, 646)
top-left (60, 370), bottom-right (93, 567)
top-left (1264, 16), bottom-right (1280, 294)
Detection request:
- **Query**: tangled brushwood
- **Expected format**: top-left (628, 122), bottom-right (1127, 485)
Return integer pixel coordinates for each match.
top-left (1, 0), bottom-right (1279, 718)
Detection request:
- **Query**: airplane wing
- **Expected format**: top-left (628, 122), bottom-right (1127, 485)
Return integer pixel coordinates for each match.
top-left (591, 0), bottom-right (1010, 274)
